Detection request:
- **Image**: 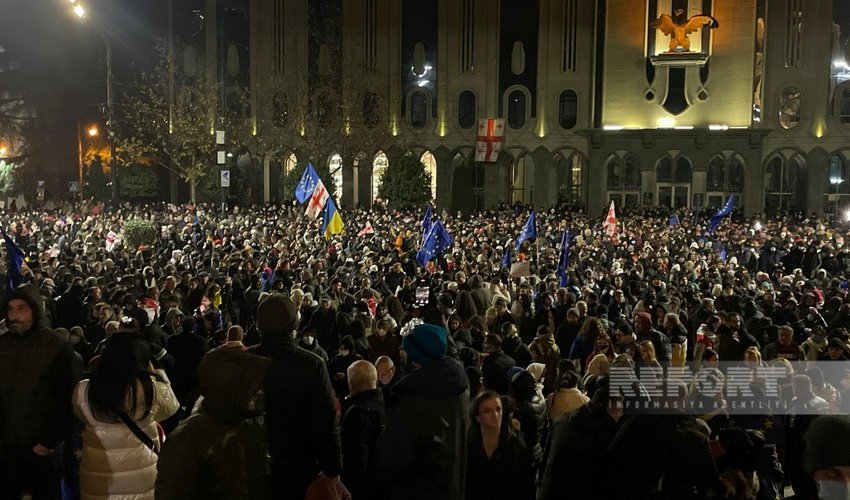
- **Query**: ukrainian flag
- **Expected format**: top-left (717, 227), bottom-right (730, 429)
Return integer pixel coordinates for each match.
top-left (322, 196), bottom-right (344, 239)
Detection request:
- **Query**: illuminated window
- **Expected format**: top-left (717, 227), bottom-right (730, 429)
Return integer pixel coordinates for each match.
top-left (329, 153), bottom-right (343, 205)
top-left (372, 151), bottom-right (388, 202)
top-left (421, 151), bottom-right (437, 199)
top-left (779, 87), bottom-right (801, 129)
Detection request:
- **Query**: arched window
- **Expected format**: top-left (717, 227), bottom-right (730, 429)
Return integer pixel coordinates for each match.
top-left (372, 151), bottom-right (388, 202)
top-left (458, 91), bottom-right (476, 129)
top-left (410, 91), bottom-right (428, 129)
top-left (273, 93), bottom-right (288, 127)
top-left (279, 152), bottom-right (298, 200)
top-left (606, 153), bottom-right (640, 208)
top-left (329, 153), bottom-right (343, 205)
top-left (841, 88), bottom-right (850, 126)
top-left (779, 87), bottom-right (801, 129)
top-left (507, 90), bottom-right (526, 129)
top-left (675, 157), bottom-right (692, 183)
top-left (363, 92), bottom-right (379, 128)
top-left (420, 151), bottom-right (437, 199)
top-left (558, 90), bottom-right (577, 129)
top-left (764, 155), bottom-right (801, 212)
top-left (656, 157), bottom-right (673, 182)
top-left (707, 154), bottom-right (745, 209)
top-left (825, 154), bottom-right (850, 215)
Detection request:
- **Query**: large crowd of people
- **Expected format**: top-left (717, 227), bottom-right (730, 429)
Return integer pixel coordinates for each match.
top-left (2, 199), bottom-right (850, 499)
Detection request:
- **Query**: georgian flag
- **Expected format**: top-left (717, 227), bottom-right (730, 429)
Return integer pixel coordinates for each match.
top-left (105, 230), bottom-right (117, 252)
top-left (305, 180), bottom-right (329, 219)
top-left (358, 221), bottom-right (375, 237)
top-left (603, 200), bottom-right (619, 243)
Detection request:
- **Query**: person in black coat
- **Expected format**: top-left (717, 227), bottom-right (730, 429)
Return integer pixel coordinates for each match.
top-left (539, 386), bottom-right (623, 500)
top-left (508, 370), bottom-right (547, 471)
top-left (501, 323), bottom-right (532, 369)
top-left (481, 334), bottom-right (516, 395)
top-left (466, 391), bottom-right (534, 500)
top-left (373, 323), bottom-right (469, 500)
top-left (250, 294), bottom-right (345, 499)
top-left (329, 335), bottom-right (364, 400)
top-left (340, 360), bottom-right (386, 499)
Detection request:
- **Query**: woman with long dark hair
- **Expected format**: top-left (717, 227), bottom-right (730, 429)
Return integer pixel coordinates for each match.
top-left (465, 391), bottom-right (534, 500)
top-left (73, 332), bottom-right (179, 499)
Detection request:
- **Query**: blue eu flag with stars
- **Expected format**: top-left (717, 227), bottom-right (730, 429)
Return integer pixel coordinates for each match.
top-left (295, 163), bottom-right (321, 204)
top-left (515, 211), bottom-right (537, 251)
top-left (417, 220), bottom-right (453, 268)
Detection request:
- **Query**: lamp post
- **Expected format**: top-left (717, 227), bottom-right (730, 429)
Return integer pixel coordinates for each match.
top-left (70, 0), bottom-right (117, 202)
top-left (77, 124), bottom-right (98, 195)
top-left (830, 175), bottom-right (843, 221)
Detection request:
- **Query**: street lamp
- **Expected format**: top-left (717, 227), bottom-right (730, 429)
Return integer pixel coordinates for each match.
top-left (77, 124), bottom-right (100, 197)
top-left (0, 146), bottom-right (6, 157)
top-left (69, 1), bottom-right (116, 202)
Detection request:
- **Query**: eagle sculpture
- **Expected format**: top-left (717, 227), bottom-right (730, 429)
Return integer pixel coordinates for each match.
top-left (652, 9), bottom-right (719, 52)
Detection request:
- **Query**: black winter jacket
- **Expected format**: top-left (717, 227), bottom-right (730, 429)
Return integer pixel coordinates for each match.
top-left (373, 357), bottom-right (470, 500)
top-left (252, 332), bottom-right (342, 497)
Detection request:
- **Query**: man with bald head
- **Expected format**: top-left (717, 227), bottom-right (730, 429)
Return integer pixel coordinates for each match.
top-left (341, 360), bottom-right (385, 498)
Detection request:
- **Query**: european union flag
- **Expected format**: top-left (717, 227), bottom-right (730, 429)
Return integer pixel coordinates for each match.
top-left (557, 228), bottom-right (571, 287)
top-left (295, 163), bottom-right (321, 204)
top-left (501, 246), bottom-right (511, 269)
top-left (515, 211), bottom-right (537, 251)
top-left (417, 220), bottom-right (453, 268)
top-left (669, 213), bottom-right (679, 226)
top-left (708, 195), bottom-right (734, 235)
top-left (719, 245), bottom-right (727, 263)
top-left (1, 228), bottom-right (25, 290)
top-left (422, 203), bottom-right (433, 237)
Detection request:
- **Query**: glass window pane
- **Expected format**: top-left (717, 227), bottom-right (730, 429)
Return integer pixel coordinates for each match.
top-left (659, 186), bottom-right (672, 207)
top-left (779, 87), bottom-right (801, 129)
top-left (410, 91), bottom-right (428, 129)
top-left (372, 151), bottom-right (388, 202)
top-left (330, 154), bottom-right (343, 205)
top-left (508, 90), bottom-right (526, 129)
top-left (625, 193), bottom-right (640, 208)
top-left (707, 157), bottom-right (724, 191)
top-left (841, 89), bottom-right (850, 126)
top-left (363, 92), bottom-right (379, 128)
top-left (458, 91), bottom-right (476, 129)
top-left (607, 157), bottom-right (622, 189)
top-left (675, 157), bottom-right (692, 183)
top-left (728, 157), bottom-right (744, 192)
top-left (624, 156), bottom-right (640, 188)
top-left (559, 90), bottom-right (577, 129)
top-left (656, 157), bottom-right (673, 182)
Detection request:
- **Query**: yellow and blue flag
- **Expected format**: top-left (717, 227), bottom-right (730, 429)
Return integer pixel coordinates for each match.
top-left (322, 196), bottom-right (344, 239)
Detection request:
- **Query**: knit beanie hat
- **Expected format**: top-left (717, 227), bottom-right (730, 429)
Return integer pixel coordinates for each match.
top-left (256, 293), bottom-right (297, 334)
top-left (804, 415), bottom-right (850, 473)
top-left (403, 323), bottom-right (447, 365)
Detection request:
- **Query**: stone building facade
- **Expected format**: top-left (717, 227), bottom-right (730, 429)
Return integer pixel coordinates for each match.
top-left (188, 0), bottom-right (850, 216)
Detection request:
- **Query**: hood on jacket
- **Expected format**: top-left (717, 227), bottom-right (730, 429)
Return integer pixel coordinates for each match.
top-left (468, 275), bottom-right (484, 290)
top-left (164, 307), bottom-right (184, 328)
top-left (392, 357), bottom-right (468, 400)
top-left (634, 312), bottom-right (653, 335)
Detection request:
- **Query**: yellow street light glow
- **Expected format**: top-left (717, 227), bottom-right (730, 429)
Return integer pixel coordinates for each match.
top-left (73, 4), bottom-right (86, 18)
top-left (88, 126), bottom-right (99, 137)
top-left (0, 146), bottom-right (7, 156)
